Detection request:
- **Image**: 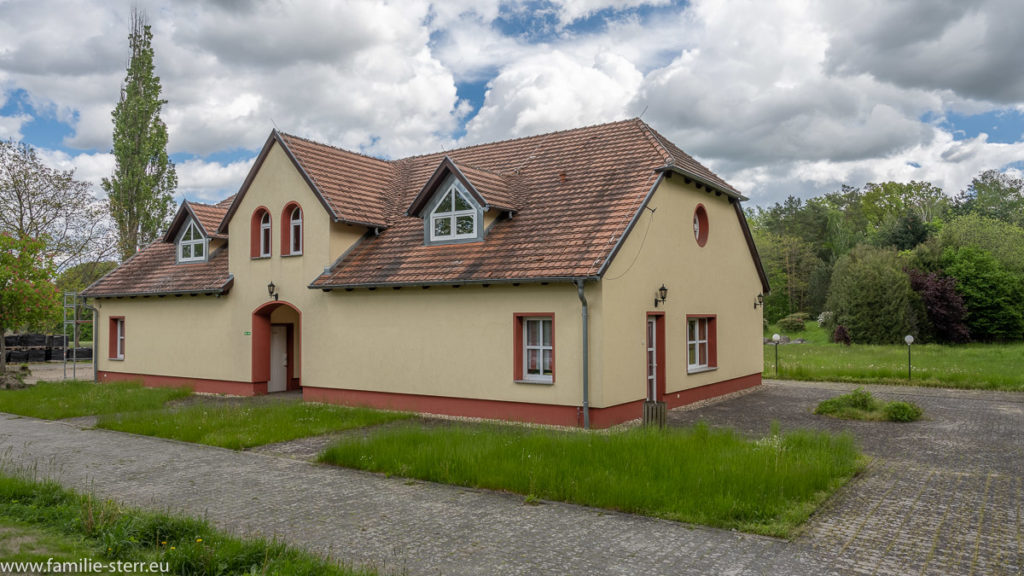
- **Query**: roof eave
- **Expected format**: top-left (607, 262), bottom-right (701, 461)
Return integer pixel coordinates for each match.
top-left (308, 275), bottom-right (600, 291)
top-left (655, 165), bottom-right (748, 201)
top-left (85, 275), bottom-right (235, 300)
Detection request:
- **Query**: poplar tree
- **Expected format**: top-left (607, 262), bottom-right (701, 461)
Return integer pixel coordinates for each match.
top-left (103, 8), bottom-right (176, 262)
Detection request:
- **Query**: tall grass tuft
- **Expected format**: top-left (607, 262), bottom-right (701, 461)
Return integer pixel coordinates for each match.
top-left (97, 401), bottom-right (412, 449)
top-left (0, 381), bottom-right (190, 420)
top-left (319, 422), bottom-right (862, 537)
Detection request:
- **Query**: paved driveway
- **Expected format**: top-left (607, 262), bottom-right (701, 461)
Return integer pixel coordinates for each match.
top-left (669, 380), bottom-right (1024, 576)
top-left (0, 380), bottom-right (1019, 575)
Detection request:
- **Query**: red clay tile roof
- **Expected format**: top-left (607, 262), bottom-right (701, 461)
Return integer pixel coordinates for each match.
top-left (278, 134), bottom-right (392, 228)
top-left (309, 118), bottom-right (707, 288)
top-left (188, 201), bottom-right (230, 239)
top-left (81, 243), bottom-right (232, 298)
top-left (85, 118), bottom-right (765, 297)
top-left (163, 200), bottom-right (231, 243)
top-left (406, 157), bottom-right (518, 216)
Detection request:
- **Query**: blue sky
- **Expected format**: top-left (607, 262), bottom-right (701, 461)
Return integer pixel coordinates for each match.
top-left (1, 0), bottom-right (1023, 207)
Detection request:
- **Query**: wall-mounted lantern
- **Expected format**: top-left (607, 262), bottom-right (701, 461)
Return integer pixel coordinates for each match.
top-left (653, 284), bottom-right (668, 308)
top-left (267, 281), bottom-right (279, 301)
top-left (754, 293), bottom-right (764, 309)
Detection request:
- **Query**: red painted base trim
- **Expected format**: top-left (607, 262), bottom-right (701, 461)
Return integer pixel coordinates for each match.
top-left (304, 373), bottom-right (762, 429)
top-left (97, 371), bottom-right (264, 396)
top-left (303, 387), bottom-right (581, 427)
top-left (664, 372), bottom-right (762, 410)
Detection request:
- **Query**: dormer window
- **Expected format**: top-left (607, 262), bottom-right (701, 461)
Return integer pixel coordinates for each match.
top-left (430, 183), bottom-right (477, 241)
top-left (178, 220), bottom-right (206, 262)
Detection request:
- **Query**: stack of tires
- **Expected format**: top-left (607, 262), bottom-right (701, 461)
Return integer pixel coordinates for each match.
top-left (2, 334), bottom-right (89, 363)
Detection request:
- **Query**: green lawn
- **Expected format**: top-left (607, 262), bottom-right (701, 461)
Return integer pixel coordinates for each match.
top-left (0, 473), bottom-right (374, 575)
top-left (0, 381), bottom-right (190, 419)
top-left (764, 324), bottom-right (1024, 390)
top-left (319, 422), bottom-right (862, 538)
top-left (97, 400), bottom-right (413, 450)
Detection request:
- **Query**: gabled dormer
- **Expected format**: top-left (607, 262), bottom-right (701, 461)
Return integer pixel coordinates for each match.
top-left (164, 200), bottom-right (229, 264)
top-left (407, 157), bottom-right (517, 246)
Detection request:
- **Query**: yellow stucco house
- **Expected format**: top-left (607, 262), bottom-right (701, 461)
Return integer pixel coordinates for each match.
top-left (82, 119), bottom-right (769, 428)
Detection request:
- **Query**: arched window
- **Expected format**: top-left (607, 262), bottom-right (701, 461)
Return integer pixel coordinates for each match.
top-left (261, 212), bottom-right (271, 256)
top-left (282, 203), bottom-right (302, 256)
top-left (251, 208), bottom-right (271, 258)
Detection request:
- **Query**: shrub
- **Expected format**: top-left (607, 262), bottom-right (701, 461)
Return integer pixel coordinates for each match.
top-left (883, 401), bottom-right (923, 422)
top-left (825, 245), bottom-right (918, 344)
top-left (816, 389), bottom-right (923, 422)
top-left (777, 314), bottom-right (806, 332)
top-left (908, 269), bottom-right (969, 343)
top-left (832, 325), bottom-right (851, 346)
top-left (942, 245), bottom-right (1024, 341)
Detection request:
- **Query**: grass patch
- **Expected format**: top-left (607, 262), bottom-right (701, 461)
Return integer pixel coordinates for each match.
top-left (318, 421), bottom-right (862, 538)
top-left (0, 472), bottom-right (373, 575)
top-left (0, 517), bottom-right (95, 563)
top-left (97, 400), bottom-right (413, 450)
top-left (764, 324), bottom-right (1024, 390)
top-left (0, 381), bottom-right (190, 420)
top-left (815, 388), bottom-right (923, 422)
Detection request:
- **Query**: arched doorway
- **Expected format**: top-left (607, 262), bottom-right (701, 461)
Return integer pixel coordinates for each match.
top-left (252, 301), bottom-right (301, 393)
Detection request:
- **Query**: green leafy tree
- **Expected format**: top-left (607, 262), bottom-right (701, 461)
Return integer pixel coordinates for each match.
top-left (939, 214), bottom-right (1024, 276)
top-left (102, 8), bottom-right (176, 262)
top-left (752, 230), bottom-right (821, 321)
top-left (953, 170), bottom-right (1024, 226)
top-left (861, 181), bottom-right (948, 229)
top-left (942, 246), bottom-right (1024, 341)
top-left (0, 234), bottom-right (60, 373)
top-left (875, 211), bottom-right (929, 251)
top-left (0, 140), bottom-right (111, 270)
top-left (825, 245), bottom-right (918, 344)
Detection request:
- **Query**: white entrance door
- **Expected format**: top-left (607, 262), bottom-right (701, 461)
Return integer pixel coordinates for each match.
top-left (269, 326), bottom-right (287, 393)
top-left (646, 318), bottom-right (657, 402)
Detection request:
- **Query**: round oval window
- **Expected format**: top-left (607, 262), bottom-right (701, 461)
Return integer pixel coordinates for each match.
top-left (693, 204), bottom-right (709, 246)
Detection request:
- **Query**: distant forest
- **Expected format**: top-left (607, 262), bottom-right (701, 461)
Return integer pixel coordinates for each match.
top-left (748, 169), bottom-right (1024, 344)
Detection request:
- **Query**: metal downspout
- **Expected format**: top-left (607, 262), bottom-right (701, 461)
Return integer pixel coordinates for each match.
top-left (575, 279), bottom-right (590, 429)
top-left (82, 300), bottom-right (98, 383)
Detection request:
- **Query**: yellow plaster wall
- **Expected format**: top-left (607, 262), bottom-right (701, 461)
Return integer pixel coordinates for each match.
top-left (304, 283), bottom-right (586, 406)
top-left (94, 296), bottom-right (246, 381)
top-left (596, 176), bottom-right (764, 407)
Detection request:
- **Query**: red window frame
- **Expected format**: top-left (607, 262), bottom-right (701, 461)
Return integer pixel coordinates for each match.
top-left (281, 202), bottom-right (303, 256)
top-left (686, 314), bottom-right (717, 371)
top-left (694, 203), bottom-right (709, 247)
top-left (513, 313), bottom-right (555, 383)
top-left (250, 207), bottom-right (272, 258)
top-left (108, 316), bottom-right (125, 360)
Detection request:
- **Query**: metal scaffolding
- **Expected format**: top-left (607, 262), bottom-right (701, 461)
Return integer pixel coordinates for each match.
top-left (62, 292), bottom-right (92, 381)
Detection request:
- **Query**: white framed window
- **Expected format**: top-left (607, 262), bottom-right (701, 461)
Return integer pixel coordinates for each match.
top-left (289, 206), bottom-right (302, 255)
top-left (687, 316), bottom-right (717, 372)
top-left (430, 184), bottom-right (477, 241)
top-left (260, 211), bottom-right (271, 257)
top-left (515, 315), bottom-right (553, 383)
top-left (178, 220), bottom-right (205, 262)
